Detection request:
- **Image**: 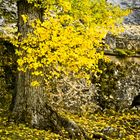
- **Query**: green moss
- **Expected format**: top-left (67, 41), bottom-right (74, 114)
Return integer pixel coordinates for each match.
top-left (115, 48), bottom-right (136, 57)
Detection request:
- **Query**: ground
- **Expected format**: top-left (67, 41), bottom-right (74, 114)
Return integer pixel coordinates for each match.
top-left (0, 107), bottom-right (140, 140)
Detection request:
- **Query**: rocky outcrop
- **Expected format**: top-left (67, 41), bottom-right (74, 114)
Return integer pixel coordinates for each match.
top-left (101, 0), bottom-right (140, 111)
top-left (0, 0), bottom-right (17, 37)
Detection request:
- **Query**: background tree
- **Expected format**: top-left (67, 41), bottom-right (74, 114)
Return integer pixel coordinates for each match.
top-left (8, 0), bottom-right (129, 138)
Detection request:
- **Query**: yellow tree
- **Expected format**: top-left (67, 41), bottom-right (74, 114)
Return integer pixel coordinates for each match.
top-left (11, 0), bottom-right (129, 139)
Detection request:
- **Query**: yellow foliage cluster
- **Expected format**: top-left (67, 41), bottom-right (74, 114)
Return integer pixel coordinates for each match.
top-left (13, 0), bottom-right (129, 84)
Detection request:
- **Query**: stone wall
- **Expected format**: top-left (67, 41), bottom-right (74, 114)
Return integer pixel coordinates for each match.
top-left (99, 0), bottom-right (140, 110)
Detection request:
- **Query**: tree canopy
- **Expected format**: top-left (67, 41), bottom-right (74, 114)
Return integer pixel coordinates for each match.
top-left (12, 0), bottom-right (129, 86)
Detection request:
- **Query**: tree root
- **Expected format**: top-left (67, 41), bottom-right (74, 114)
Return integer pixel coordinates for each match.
top-left (45, 104), bottom-right (108, 140)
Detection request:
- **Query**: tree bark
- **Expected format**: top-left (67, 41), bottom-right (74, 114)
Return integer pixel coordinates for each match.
top-left (12, 0), bottom-right (45, 125)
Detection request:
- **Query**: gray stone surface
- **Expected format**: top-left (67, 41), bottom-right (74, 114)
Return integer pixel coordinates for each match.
top-left (0, 0), bottom-right (17, 36)
top-left (108, 0), bottom-right (140, 24)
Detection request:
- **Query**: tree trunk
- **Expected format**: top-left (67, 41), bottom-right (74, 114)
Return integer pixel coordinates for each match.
top-left (12, 0), bottom-right (45, 126)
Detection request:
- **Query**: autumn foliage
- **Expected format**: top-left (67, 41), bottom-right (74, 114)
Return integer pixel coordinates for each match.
top-left (12, 0), bottom-right (129, 86)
